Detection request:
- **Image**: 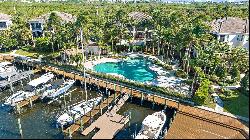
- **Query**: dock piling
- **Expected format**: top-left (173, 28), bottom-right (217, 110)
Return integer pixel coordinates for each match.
top-left (63, 94), bottom-right (66, 108)
top-left (80, 119), bottom-right (83, 132)
top-left (68, 128), bottom-right (72, 139)
top-left (17, 118), bottom-right (23, 138)
top-left (152, 95), bottom-right (155, 109)
top-left (130, 88), bottom-right (133, 103)
top-left (16, 104), bottom-right (21, 114)
top-left (61, 124), bottom-right (64, 133)
top-left (69, 92), bottom-right (72, 102)
top-left (20, 80), bottom-right (24, 90)
top-left (140, 92), bottom-right (143, 106)
top-left (164, 99), bottom-right (167, 110)
top-left (135, 123), bottom-right (137, 138)
top-left (29, 97), bottom-right (33, 108)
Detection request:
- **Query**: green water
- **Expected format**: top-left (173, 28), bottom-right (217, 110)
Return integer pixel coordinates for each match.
top-left (93, 57), bottom-right (157, 82)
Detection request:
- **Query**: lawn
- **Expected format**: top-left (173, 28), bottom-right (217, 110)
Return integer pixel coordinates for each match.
top-left (15, 49), bottom-right (60, 59)
top-left (15, 49), bottom-right (39, 58)
top-left (221, 91), bottom-right (249, 118)
top-left (204, 102), bottom-right (216, 109)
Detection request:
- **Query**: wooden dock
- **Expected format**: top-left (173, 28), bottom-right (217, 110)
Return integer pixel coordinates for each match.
top-left (81, 94), bottom-right (130, 139)
top-left (63, 93), bottom-right (121, 135)
top-left (40, 65), bottom-right (249, 138)
top-left (165, 112), bottom-right (247, 139)
top-left (16, 95), bottom-right (40, 108)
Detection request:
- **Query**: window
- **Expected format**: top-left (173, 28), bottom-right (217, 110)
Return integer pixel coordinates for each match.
top-left (31, 23), bottom-right (35, 30)
top-left (31, 23), bottom-right (42, 30)
top-left (237, 34), bottom-right (244, 41)
top-left (246, 36), bottom-right (249, 41)
top-left (219, 35), bottom-right (225, 42)
top-left (36, 23), bottom-right (41, 29)
top-left (0, 22), bottom-right (7, 28)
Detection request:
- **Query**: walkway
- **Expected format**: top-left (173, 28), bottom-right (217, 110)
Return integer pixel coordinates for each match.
top-left (165, 112), bottom-right (246, 139)
top-left (63, 93), bottom-right (120, 135)
top-left (82, 94), bottom-right (130, 139)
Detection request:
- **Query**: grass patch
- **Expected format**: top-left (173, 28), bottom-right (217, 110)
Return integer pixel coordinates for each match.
top-left (15, 49), bottom-right (60, 59)
top-left (15, 49), bottom-right (38, 58)
top-left (204, 102), bottom-right (216, 109)
top-left (220, 91), bottom-right (249, 118)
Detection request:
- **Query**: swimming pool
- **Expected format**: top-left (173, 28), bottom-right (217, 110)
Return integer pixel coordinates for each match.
top-left (93, 57), bottom-right (157, 82)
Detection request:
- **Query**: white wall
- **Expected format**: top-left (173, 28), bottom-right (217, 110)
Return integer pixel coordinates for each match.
top-left (217, 33), bottom-right (249, 51)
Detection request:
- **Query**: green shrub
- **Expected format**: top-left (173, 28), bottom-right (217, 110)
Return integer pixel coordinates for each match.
top-left (240, 72), bottom-right (249, 96)
top-left (230, 66), bottom-right (240, 82)
top-left (209, 74), bottom-right (219, 83)
top-left (183, 79), bottom-right (193, 85)
top-left (163, 64), bottom-right (173, 70)
top-left (193, 79), bottom-right (211, 105)
top-left (175, 69), bottom-right (187, 79)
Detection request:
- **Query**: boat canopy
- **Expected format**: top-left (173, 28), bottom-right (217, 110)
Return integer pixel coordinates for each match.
top-left (0, 62), bottom-right (12, 67)
top-left (50, 79), bottom-right (64, 88)
top-left (24, 84), bottom-right (36, 92)
top-left (28, 72), bottom-right (54, 87)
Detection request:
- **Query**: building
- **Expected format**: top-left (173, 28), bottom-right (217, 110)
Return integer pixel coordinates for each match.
top-left (28, 11), bottom-right (76, 37)
top-left (0, 13), bottom-right (12, 31)
top-left (210, 17), bottom-right (249, 50)
top-left (126, 11), bottom-right (153, 46)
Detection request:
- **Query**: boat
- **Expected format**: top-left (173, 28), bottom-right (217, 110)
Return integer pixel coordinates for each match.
top-left (40, 79), bottom-right (75, 100)
top-left (56, 96), bottom-right (102, 127)
top-left (0, 62), bottom-right (17, 79)
top-left (4, 72), bottom-right (54, 106)
top-left (135, 110), bottom-right (166, 139)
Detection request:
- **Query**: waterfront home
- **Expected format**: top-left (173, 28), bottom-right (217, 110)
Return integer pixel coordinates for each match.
top-left (126, 12), bottom-right (153, 46)
top-left (28, 11), bottom-right (76, 37)
top-left (210, 17), bottom-right (249, 50)
top-left (0, 13), bottom-right (12, 31)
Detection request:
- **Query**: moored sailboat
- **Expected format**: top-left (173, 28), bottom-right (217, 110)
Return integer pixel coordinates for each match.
top-left (56, 96), bottom-right (102, 127)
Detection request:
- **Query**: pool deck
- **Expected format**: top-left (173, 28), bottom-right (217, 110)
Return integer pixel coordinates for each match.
top-left (83, 55), bottom-right (190, 97)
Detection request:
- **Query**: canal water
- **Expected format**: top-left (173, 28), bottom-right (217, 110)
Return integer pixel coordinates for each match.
top-left (0, 67), bottom-right (173, 139)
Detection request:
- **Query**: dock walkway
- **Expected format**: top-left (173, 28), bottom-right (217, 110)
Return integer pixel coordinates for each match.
top-left (63, 93), bottom-right (120, 134)
top-left (82, 94), bottom-right (130, 139)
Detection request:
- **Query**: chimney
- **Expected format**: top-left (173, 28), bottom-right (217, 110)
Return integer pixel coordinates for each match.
top-left (219, 19), bottom-right (222, 33)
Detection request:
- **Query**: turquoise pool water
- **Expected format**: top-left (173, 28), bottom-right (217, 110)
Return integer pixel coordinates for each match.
top-left (93, 57), bottom-right (157, 82)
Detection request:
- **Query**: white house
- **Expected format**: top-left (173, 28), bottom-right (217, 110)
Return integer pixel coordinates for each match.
top-left (0, 13), bottom-right (12, 31)
top-left (126, 12), bottom-right (153, 46)
top-left (28, 11), bottom-right (76, 37)
top-left (210, 17), bottom-right (249, 51)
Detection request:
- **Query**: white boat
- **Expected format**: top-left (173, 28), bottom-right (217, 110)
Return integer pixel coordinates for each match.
top-left (0, 62), bottom-right (17, 79)
top-left (4, 72), bottom-right (54, 106)
top-left (56, 96), bottom-right (102, 127)
top-left (41, 79), bottom-right (75, 99)
top-left (135, 111), bottom-right (166, 139)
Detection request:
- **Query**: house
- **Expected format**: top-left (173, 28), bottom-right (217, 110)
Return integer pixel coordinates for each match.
top-left (126, 12), bottom-right (153, 46)
top-left (0, 13), bottom-right (12, 31)
top-left (210, 17), bottom-right (249, 50)
top-left (28, 11), bottom-right (76, 37)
